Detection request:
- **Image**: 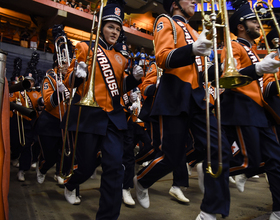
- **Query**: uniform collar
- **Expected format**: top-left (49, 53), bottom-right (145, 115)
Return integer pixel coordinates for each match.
top-left (172, 15), bottom-right (189, 24)
top-left (98, 38), bottom-right (115, 50)
top-left (236, 38), bottom-right (252, 48)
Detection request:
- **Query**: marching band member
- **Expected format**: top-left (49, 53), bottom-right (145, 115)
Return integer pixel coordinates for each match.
top-left (35, 25), bottom-right (73, 186)
top-left (35, 63), bottom-right (70, 186)
top-left (263, 27), bottom-right (280, 141)
top-left (62, 1), bottom-right (143, 219)
top-left (122, 87), bottom-right (155, 206)
top-left (138, 62), bottom-right (190, 203)
top-left (133, 0), bottom-right (232, 219)
top-left (10, 75), bottom-right (43, 182)
top-left (220, 1), bottom-right (280, 219)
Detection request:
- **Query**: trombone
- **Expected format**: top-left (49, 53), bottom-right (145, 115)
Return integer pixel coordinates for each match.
top-left (253, 1), bottom-right (280, 96)
top-left (201, 0), bottom-right (252, 177)
top-left (55, 35), bottom-right (71, 114)
top-left (60, 0), bottom-right (104, 179)
top-left (16, 76), bottom-right (31, 146)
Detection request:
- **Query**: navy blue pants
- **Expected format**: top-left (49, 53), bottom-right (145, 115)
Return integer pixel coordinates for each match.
top-left (65, 122), bottom-right (124, 220)
top-left (123, 118), bottom-right (153, 189)
top-left (38, 135), bottom-right (62, 175)
top-left (224, 125), bottom-right (280, 211)
top-left (137, 110), bottom-right (231, 216)
top-left (138, 120), bottom-right (189, 187)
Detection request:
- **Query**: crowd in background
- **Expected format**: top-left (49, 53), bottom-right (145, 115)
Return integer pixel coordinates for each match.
top-left (52, 0), bottom-right (93, 14)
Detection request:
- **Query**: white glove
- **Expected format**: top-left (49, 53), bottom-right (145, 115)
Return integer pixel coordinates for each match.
top-left (129, 91), bottom-right (138, 103)
top-left (255, 52), bottom-right (280, 76)
top-left (131, 102), bottom-right (138, 111)
top-left (16, 99), bottom-right (22, 106)
top-left (133, 65), bottom-right (144, 81)
top-left (57, 81), bottom-right (66, 93)
top-left (75, 61), bottom-right (87, 78)
top-left (192, 29), bottom-right (213, 57)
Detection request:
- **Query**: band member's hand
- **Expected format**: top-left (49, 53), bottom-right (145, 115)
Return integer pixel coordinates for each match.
top-left (57, 81), bottom-right (66, 93)
top-left (131, 102), bottom-right (138, 111)
top-left (133, 65), bottom-right (144, 80)
top-left (75, 61), bottom-right (87, 78)
top-left (129, 91), bottom-right (138, 103)
top-left (192, 29), bottom-right (213, 57)
top-left (255, 52), bottom-right (280, 75)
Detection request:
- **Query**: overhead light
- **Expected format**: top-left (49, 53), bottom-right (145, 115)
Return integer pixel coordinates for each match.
top-left (153, 2), bottom-right (158, 6)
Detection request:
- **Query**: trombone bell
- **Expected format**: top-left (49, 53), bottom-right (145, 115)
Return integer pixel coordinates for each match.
top-left (75, 88), bottom-right (100, 107)
top-left (212, 59), bottom-right (253, 89)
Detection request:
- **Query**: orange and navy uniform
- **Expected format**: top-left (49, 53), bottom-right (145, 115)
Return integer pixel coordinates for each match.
top-left (220, 38), bottom-right (280, 127)
top-left (138, 62), bottom-right (157, 123)
top-left (64, 39), bottom-right (140, 135)
top-left (262, 55), bottom-right (280, 144)
top-left (35, 72), bottom-right (69, 137)
top-left (63, 37), bottom-right (141, 219)
top-left (220, 37), bottom-right (280, 187)
top-left (136, 15), bottom-right (231, 217)
top-left (263, 56), bottom-right (280, 126)
top-left (10, 89), bottom-right (41, 123)
top-left (150, 15), bottom-right (206, 118)
top-left (35, 72), bottom-right (71, 176)
top-left (41, 73), bottom-right (68, 119)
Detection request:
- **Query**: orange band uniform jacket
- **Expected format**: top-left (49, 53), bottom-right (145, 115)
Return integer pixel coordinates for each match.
top-left (138, 62), bottom-right (157, 122)
top-left (35, 73), bottom-right (68, 136)
top-left (263, 56), bottom-right (280, 123)
top-left (10, 89), bottom-right (41, 129)
top-left (220, 38), bottom-right (280, 126)
top-left (64, 39), bottom-right (140, 135)
top-left (150, 15), bottom-right (206, 117)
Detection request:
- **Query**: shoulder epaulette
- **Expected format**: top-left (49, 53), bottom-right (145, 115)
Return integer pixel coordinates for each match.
top-left (41, 75), bottom-right (56, 99)
top-left (153, 14), bottom-right (177, 46)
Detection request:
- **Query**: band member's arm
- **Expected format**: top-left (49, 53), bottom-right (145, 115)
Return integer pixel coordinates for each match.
top-left (263, 71), bottom-right (280, 97)
top-left (141, 64), bottom-right (157, 97)
top-left (42, 77), bottom-right (62, 111)
top-left (123, 65), bottom-right (144, 93)
top-left (154, 18), bottom-right (195, 69)
top-left (65, 42), bottom-right (90, 88)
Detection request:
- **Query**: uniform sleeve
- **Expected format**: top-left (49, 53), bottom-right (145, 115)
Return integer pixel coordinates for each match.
top-left (42, 77), bottom-right (61, 111)
top-left (263, 72), bottom-right (280, 97)
top-left (64, 42), bottom-right (90, 89)
top-left (9, 91), bottom-right (19, 102)
top-left (141, 64), bottom-right (157, 97)
top-left (123, 74), bottom-right (141, 94)
top-left (154, 17), bottom-right (195, 70)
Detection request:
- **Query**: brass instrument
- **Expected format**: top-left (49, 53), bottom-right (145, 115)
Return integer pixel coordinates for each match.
top-left (45, 69), bottom-right (70, 154)
top-left (55, 35), bottom-right (71, 75)
top-left (9, 78), bottom-right (31, 93)
top-left (201, 0), bottom-right (252, 178)
top-left (253, 1), bottom-right (280, 96)
top-left (10, 102), bottom-right (36, 119)
top-left (60, 0), bottom-right (104, 179)
top-left (16, 76), bottom-right (31, 146)
top-left (55, 35), bottom-right (71, 115)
